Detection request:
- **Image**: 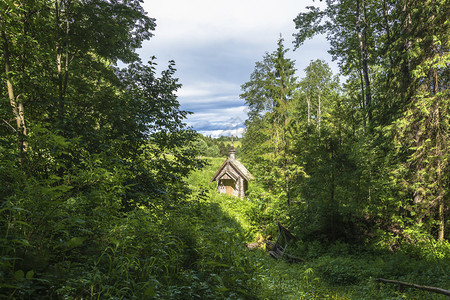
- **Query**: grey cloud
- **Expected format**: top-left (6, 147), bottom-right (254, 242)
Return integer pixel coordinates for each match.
top-left (138, 0), bottom-right (337, 137)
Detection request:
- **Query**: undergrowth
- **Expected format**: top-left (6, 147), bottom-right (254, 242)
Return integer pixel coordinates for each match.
top-left (187, 158), bottom-right (450, 300)
top-left (2, 157), bottom-right (449, 299)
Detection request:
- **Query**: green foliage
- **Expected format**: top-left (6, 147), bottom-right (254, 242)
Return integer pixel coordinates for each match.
top-left (0, 0), bottom-right (208, 297)
top-left (191, 134), bottom-right (223, 157)
top-left (291, 0), bottom-right (450, 244)
top-left (239, 172), bottom-right (449, 298)
top-left (316, 256), bottom-right (362, 285)
top-left (241, 37), bottom-right (303, 208)
top-left (1, 0), bottom-right (449, 298)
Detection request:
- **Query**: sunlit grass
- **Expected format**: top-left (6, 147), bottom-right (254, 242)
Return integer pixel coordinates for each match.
top-left (185, 160), bottom-right (450, 300)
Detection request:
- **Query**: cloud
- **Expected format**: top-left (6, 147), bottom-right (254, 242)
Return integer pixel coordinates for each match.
top-left (143, 0), bottom-right (314, 44)
top-left (191, 121), bottom-right (243, 132)
top-left (190, 115), bottom-right (246, 138)
top-left (185, 106), bottom-right (247, 137)
top-left (177, 80), bottom-right (239, 98)
top-left (186, 106), bottom-right (248, 123)
top-left (200, 128), bottom-right (245, 138)
top-left (140, 0), bottom-right (334, 137)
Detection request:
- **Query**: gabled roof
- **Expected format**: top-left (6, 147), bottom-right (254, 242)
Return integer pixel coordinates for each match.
top-left (210, 158), bottom-right (255, 183)
top-left (219, 170), bottom-right (238, 181)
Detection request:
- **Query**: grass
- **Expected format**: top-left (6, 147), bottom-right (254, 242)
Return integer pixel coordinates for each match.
top-left (184, 156), bottom-right (450, 299)
top-left (8, 155), bottom-right (447, 299)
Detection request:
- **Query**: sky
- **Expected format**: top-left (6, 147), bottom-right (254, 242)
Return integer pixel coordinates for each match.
top-left (139, 0), bottom-right (336, 137)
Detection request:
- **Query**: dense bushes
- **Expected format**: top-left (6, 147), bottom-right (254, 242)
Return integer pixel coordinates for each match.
top-left (1, 175), bottom-right (265, 299)
top-left (2, 149), bottom-right (448, 299)
top-left (228, 170), bottom-right (450, 299)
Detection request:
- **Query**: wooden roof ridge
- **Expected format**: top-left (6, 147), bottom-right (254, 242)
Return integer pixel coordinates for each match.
top-left (210, 157), bottom-right (255, 183)
top-left (229, 158), bottom-right (255, 181)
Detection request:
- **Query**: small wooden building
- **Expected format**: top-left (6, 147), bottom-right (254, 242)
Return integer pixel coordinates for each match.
top-left (210, 146), bottom-right (254, 198)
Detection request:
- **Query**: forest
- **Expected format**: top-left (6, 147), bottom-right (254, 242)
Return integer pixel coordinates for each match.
top-left (1, 0), bottom-right (449, 299)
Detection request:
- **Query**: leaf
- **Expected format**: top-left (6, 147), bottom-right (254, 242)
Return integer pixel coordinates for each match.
top-left (26, 270), bottom-right (34, 279)
top-left (144, 285), bottom-right (156, 297)
top-left (66, 237), bottom-right (87, 249)
top-left (204, 261), bottom-right (230, 268)
top-left (0, 284), bottom-right (19, 289)
top-left (13, 220), bottom-right (32, 228)
top-left (13, 239), bottom-right (32, 247)
top-left (14, 270), bottom-right (24, 281)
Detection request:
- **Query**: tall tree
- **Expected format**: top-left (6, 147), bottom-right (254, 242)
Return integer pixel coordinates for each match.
top-left (302, 59), bottom-right (336, 137)
top-left (0, 1), bottom-right (204, 296)
top-left (294, 0), bottom-right (377, 129)
top-left (0, 0), bottom-right (156, 155)
top-left (241, 37), bottom-right (299, 205)
top-left (387, 0), bottom-right (450, 240)
top-left (294, 0), bottom-right (450, 241)
top-left (292, 60), bottom-right (359, 241)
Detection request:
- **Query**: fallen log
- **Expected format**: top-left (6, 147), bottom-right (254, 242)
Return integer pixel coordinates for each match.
top-left (375, 278), bottom-right (450, 296)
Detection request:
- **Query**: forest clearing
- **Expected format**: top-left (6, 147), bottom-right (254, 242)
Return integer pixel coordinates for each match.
top-left (1, 0), bottom-right (449, 299)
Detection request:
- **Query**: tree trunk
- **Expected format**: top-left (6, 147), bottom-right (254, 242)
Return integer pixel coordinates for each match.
top-left (382, 0), bottom-right (394, 68)
top-left (317, 90), bottom-right (321, 137)
top-left (438, 201), bottom-right (444, 241)
top-left (307, 94), bottom-right (311, 124)
top-left (358, 69), bottom-right (367, 132)
top-left (400, 0), bottom-right (412, 99)
top-left (63, 0), bottom-right (70, 99)
top-left (2, 30), bottom-right (27, 155)
top-left (56, 0), bottom-right (64, 113)
top-left (356, 0), bottom-right (372, 124)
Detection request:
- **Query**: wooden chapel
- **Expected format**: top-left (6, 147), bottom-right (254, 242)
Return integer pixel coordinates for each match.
top-left (210, 145), bottom-right (254, 198)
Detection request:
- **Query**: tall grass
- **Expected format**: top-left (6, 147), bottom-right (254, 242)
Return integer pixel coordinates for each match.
top-left (185, 157), bottom-right (450, 299)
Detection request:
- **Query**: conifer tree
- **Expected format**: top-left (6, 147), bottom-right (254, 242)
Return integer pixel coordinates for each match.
top-left (241, 37), bottom-right (300, 205)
